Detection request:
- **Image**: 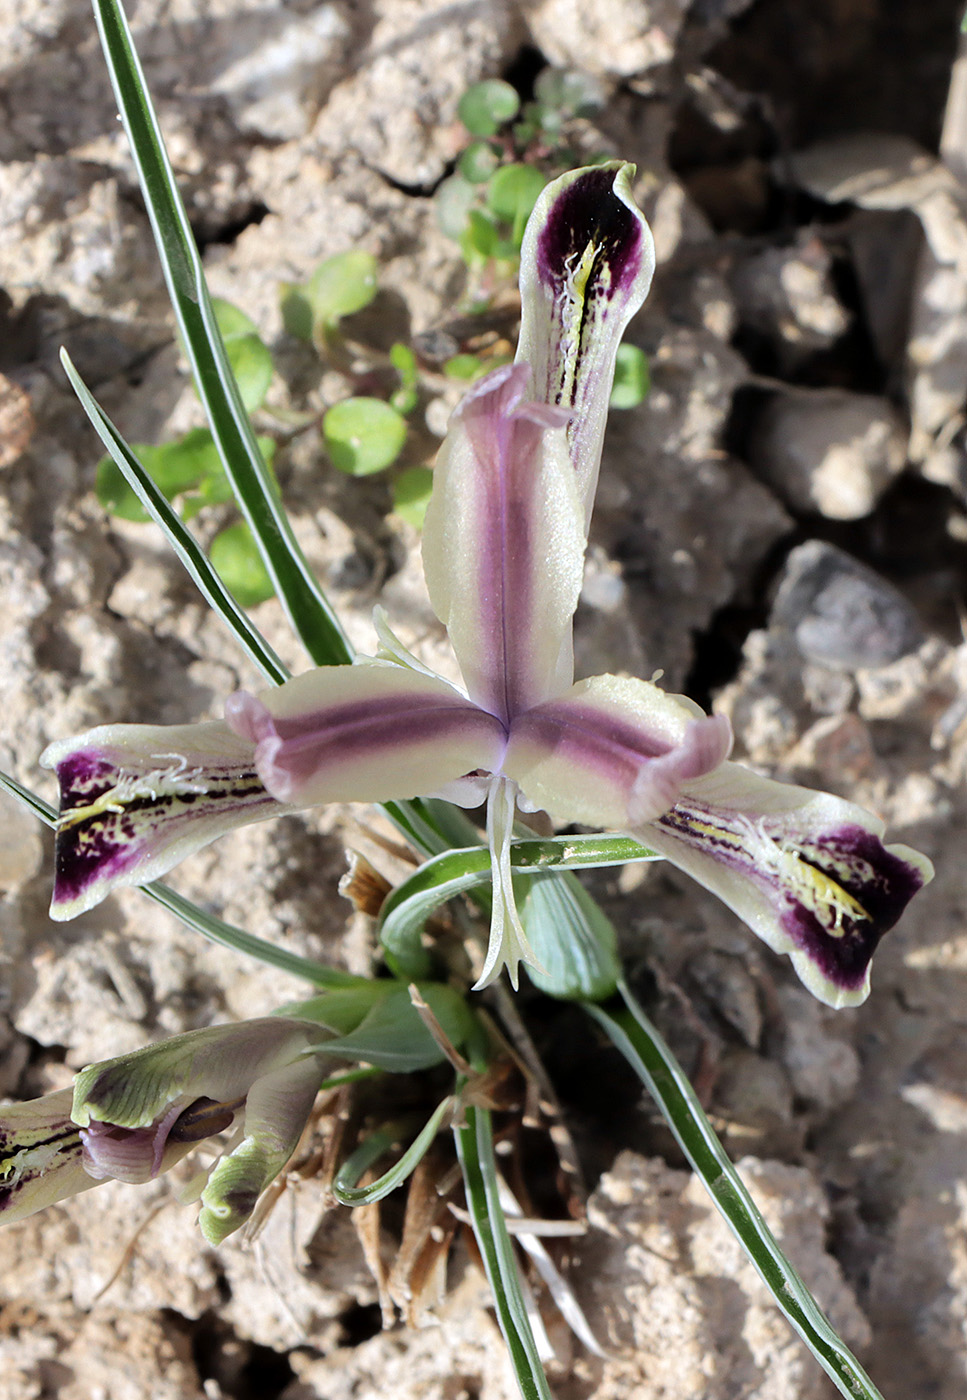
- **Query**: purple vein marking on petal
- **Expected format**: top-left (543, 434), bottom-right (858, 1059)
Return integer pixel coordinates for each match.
top-left (50, 748), bottom-right (273, 909)
top-left (657, 807), bottom-right (928, 992)
top-left (231, 688), bottom-right (507, 797)
top-left (511, 699), bottom-right (682, 789)
top-left (460, 369), bottom-right (560, 723)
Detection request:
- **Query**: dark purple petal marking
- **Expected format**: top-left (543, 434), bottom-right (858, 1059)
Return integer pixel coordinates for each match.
top-left (50, 746), bottom-right (277, 912)
top-left (536, 166), bottom-right (646, 318)
top-left (0, 1121), bottom-right (80, 1212)
top-left (657, 805), bottom-right (927, 992)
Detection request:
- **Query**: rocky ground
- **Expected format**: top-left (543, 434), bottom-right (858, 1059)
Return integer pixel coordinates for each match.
top-left (2, 0), bottom-right (967, 1396)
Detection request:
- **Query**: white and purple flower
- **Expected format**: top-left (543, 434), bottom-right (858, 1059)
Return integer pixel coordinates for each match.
top-left (41, 163), bottom-right (932, 1007)
top-left (0, 1019), bottom-right (326, 1242)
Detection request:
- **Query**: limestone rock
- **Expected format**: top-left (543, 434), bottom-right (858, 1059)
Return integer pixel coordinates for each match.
top-left (748, 389), bottom-right (906, 520)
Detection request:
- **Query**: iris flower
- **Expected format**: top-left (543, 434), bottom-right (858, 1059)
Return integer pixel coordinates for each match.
top-left (41, 164), bottom-right (932, 1007)
top-left (0, 1019), bottom-right (327, 1241)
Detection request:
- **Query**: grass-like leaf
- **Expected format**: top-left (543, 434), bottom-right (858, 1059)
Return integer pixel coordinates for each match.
top-left (61, 350), bottom-right (289, 685)
top-left (144, 882), bottom-right (363, 988)
top-left (586, 983), bottom-right (886, 1400)
top-left (333, 1095), bottom-right (455, 1205)
top-left (91, 0), bottom-right (350, 668)
top-left (454, 1104), bottom-right (554, 1400)
top-left (0, 769), bottom-right (358, 987)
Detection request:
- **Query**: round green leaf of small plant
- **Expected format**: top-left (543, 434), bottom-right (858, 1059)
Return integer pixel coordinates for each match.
top-left (96, 455), bottom-right (151, 521)
top-left (458, 141), bottom-right (500, 185)
top-left (212, 299), bottom-right (258, 340)
top-left (209, 521), bottom-right (275, 607)
top-left (458, 79), bottom-right (520, 137)
top-left (324, 398), bottom-right (407, 475)
top-left (435, 173), bottom-right (477, 239)
top-left (444, 353), bottom-right (487, 381)
top-left (486, 163), bottom-right (547, 235)
top-left (392, 466), bottom-right (434, 528)
top-left (462, 208), bottom-right (499, 262)
top-left (610, 343), bottom-right (650, 410)
top-left (212, 300), bottom-right (274, 411)
top-left (534, 67), bottom-right (606, 118)
top-left (308, 251), bottom-right (379, 329)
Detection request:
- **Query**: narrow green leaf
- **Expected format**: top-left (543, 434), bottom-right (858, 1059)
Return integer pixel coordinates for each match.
top-left (0, 771), bottom-right (56, 826)
top-left (455, 1105), bottom-right (553, 1400)
top-left (145, 881), bottom-right (362, 988)
top-left (333, 1095), bottom-right (454, 1205)
top-left (90, 0), bottom-right (350, 667)
top-left (586, 985), bottom-right (887, 1400)
top-left (62, 350), bottom-right (289, 685)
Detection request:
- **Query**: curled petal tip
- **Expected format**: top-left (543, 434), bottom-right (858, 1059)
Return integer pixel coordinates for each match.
top-left (628, 713), bottom-right (733, 825)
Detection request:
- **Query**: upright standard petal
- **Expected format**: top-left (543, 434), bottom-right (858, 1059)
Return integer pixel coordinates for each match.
top-left (641, 764), bottom-right (934, 1009)
top-left (41, 722), bottom-right (284, 919)
top-left (517, 162), bottom-right (656, 520)
top-left (422, 363), bottom-right (585, 723)
top-left (226, 660), bottom-right (507, 805)
top-left (503, 674), bottom-right (732, 829)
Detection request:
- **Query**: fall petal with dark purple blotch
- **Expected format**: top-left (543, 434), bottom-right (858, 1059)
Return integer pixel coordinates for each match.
top-left (641, 764), bottom-right (934, 1008)
top-left (41, 721), bottom-right (285, 919)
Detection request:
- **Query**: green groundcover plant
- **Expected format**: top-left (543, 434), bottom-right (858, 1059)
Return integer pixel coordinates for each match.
top-left (0, 6), bottom-right (935, 1398)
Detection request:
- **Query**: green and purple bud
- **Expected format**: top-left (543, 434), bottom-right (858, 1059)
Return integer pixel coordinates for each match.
top-left (1, 1019), bottom-right (327, 1241)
